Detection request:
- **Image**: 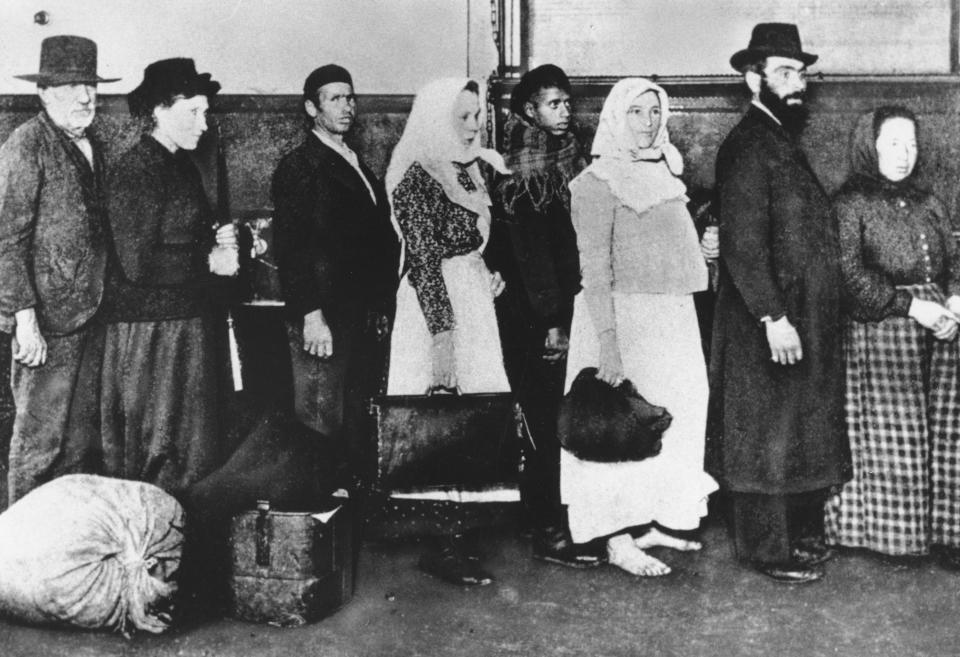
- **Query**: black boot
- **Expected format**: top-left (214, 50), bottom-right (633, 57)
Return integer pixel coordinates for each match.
top-left (934, 545), bottom-right (960, 571)
top-left (790, 536), bottom-right (835, 567)
top-left (417, 535), bottom-right (494, 586)
top-left (532, 523), bottom-right (605, 569)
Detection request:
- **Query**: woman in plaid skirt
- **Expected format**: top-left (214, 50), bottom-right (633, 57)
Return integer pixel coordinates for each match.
top-left (824, 106), bottom-right (960, 569)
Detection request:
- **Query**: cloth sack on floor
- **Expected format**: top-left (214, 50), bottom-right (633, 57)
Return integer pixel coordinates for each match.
top-left (0, 474), bottom-right (184, 634)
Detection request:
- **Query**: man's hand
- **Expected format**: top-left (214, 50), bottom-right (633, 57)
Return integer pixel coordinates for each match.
top-left (765, 316), bottom-right (803, 365)
top-left (700, 226), bottom-right (719, 260)
top-left (13, 308), bottom-right (46, 367)
top-left (543, 326), bottom-right (569, 362)
top-left (214, 223), bottom-right (239, 249)
top-left (303, 309), bottom-right (333, 359)
top-left (431, 329), bottom-right (457, 389)
top-left (489, 270), bottom-right (506, 298)
top-left (596, 329), bottom-right (624, 385)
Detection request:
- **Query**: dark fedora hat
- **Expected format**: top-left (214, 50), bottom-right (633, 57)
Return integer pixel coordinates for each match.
top-left (15, 35), bottom-right (119, 85)
top-left (127, 58), bottom-right (221, 118)
top-left (730, 23), bottom-right (818, 72)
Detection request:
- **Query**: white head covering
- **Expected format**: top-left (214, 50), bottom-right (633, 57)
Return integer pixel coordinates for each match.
top-left (580, 77), bottom-right (687, 216)
top-left (385, 77), bottom-right (509, 222)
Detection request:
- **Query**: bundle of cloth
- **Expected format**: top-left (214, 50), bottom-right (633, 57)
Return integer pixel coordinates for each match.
top-left (0, 475), bottom-right (183, 635)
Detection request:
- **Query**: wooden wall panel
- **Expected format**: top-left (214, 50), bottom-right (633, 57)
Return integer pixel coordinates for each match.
top-left (1, 78), bottom-right (959, 457)
top-left (491, 77), bottom-right (960, 221)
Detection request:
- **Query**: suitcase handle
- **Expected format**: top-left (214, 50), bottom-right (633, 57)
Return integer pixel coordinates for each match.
top-left (426, 385), bottom-right (462, 396)
top-left (255, 500), bottom-right (271, 567)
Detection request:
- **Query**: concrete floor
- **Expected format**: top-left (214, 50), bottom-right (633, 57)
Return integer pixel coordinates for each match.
top-left (1, 518), bottom-right (958, 657)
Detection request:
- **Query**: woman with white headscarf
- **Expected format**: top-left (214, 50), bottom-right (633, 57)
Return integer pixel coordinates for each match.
top-left (385, 78), bottom-right (512, 586)
top-left (562, 78), bottom-right (718, 576)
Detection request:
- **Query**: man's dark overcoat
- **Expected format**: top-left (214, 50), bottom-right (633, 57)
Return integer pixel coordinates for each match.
top-left (271, 133), bottom-right (400, 442)
top-left (706, 105), bottom-right (850, 495)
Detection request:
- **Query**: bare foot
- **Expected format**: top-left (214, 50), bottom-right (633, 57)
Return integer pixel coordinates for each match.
top-left (607, 534), bottom-right (671, 576)
top-left (633, 527), bottom-right (702, 552)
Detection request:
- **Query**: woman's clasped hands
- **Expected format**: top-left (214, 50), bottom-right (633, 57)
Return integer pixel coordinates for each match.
top-left (910, 297), bottom-right (960, 341)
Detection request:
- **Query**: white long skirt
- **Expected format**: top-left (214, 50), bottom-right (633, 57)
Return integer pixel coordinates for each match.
top-left (387, 251), bottom-right (517, 502)
top-left (561, 291), bottom-right (717, 542)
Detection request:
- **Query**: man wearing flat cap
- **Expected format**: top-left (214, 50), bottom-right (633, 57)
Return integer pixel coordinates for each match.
top-left (707, 23), bottom-right (850, 582)
top-left (0, 35), bottom-right (119, 503)
top-left (487, 64), bottom-right (600, 568)
top-left (271, 64), bottom-right (400, 489)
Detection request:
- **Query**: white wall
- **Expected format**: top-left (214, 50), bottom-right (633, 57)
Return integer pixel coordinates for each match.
top-left (0, 0), bottom-right (498, 94)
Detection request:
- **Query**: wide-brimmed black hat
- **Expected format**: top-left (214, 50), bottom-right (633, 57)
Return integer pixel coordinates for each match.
top-left (510, 64), bottom-right (571, 115)
top-left (128, 58), bottom-right (220, 117)
top-left (730, 23), bottom-right (818, 72)
top-left (15, 35), bottom-right (119, 85)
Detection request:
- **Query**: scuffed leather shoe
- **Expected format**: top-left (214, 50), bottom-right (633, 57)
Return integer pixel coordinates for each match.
top-left (792, 537), bottom-right (835, 566)
top-left (935, 546), bottom-right (960, 572)
top-left (533, 540), bottom-right (605, 569)
top-left (532, 525), bottom-right (605, 569)
top-left (791, 546), bottom-right (835, 567)
top-left (418, 551), bottom-right (493, 586)
top-left (755, 562), bottom-right (823, 584)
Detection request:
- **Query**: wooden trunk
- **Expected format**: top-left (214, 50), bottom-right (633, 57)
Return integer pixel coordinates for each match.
top-left (228, 500), bottom-right (352, 624)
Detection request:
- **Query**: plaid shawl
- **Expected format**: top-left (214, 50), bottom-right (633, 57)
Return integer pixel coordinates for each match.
top-left (496, 114), bottom-right (587, 214)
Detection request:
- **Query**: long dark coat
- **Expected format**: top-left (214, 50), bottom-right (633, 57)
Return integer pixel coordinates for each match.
top-left (706, 105), bottom-right (850, 494)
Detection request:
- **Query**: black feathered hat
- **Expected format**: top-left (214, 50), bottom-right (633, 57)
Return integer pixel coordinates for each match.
top-left (127, 58), bottom-right (220, 118)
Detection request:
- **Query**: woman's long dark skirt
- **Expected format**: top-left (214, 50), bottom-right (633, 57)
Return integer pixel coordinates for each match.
top-left (100, 315), bottom-right (223, 495)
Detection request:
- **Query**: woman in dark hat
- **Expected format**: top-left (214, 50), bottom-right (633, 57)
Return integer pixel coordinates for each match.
top-left (823, 107), bottom-right (960, 570)
top-left (100, 58), bottom-right (237, 495)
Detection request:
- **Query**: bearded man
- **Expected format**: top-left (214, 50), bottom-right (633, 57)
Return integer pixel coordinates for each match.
top-left (707, 23), bottom-right (850, 583)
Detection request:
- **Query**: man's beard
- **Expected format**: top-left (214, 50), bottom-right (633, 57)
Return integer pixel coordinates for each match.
top-left (759, 78), bottom-right (808, 136)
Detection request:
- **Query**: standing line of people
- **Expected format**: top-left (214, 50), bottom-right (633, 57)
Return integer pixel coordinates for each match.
top-left (4, 20), bottom-right (960, 599)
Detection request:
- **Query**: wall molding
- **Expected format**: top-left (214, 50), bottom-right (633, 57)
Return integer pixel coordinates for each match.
top-left (0, 94), bottom-right (415, 115)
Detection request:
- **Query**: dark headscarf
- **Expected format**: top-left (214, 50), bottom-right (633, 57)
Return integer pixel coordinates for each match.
top-left (849, 106), bottom-right (918, 183)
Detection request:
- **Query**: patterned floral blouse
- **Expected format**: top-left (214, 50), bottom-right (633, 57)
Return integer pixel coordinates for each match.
top-left (835, 174), bottom-right (960, 321)
top-left (393, 162), bottom-right (484, 334)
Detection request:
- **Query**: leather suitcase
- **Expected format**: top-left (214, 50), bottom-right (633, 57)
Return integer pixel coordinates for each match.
top-left (228, 499), bottom-right (352, 625)
top-left (368, 390), bottom-right (527, 494)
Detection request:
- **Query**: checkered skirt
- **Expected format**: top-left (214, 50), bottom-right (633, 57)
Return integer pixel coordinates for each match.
top-left (824, 283), bottom-right (960, 554)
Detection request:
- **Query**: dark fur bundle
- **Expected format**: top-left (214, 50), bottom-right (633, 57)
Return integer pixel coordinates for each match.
top-left (557, 368), bottom-right (672, 462)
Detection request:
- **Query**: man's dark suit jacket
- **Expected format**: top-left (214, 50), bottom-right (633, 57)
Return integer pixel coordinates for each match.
top-left (0, 112), bottom-right (108, 335)
top-left (271, 132), bottom-right (399, 335)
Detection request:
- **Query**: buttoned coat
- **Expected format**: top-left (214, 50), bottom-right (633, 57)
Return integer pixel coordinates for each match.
top-left (271, 133), bottom-right (400, 438)
top-left (271, 133), bottom-right (399, 334)
top-left (0, 112), bottom-right (108, 335)
top-left (706, 105), bottom-right (851, 494)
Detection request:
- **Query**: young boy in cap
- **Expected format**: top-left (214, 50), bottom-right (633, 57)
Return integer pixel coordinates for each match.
top-left (488, 64), bottom-right (601, 567)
